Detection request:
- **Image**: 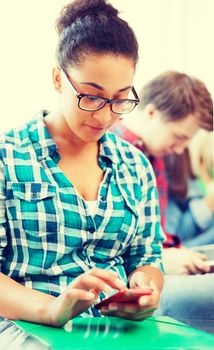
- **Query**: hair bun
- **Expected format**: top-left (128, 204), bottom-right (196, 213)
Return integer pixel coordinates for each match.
top-left (56, 0), bottom-right (119, 34)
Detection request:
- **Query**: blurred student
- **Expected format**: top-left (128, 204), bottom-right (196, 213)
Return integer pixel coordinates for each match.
top-left (111, 70), bottom-right (214, 333)
top-left (165, 130), bottom-right (214, 247)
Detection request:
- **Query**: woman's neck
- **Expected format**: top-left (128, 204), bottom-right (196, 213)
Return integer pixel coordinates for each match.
top-left (44, 111), bottom-right (97, 154)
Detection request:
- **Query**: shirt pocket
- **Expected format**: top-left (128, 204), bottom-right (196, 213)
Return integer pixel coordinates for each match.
top-left (11, 182), bottom-right (59, 236)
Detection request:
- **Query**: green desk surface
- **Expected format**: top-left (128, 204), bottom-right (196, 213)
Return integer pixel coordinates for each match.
top-left (14, 316), bottom-right (214, 350)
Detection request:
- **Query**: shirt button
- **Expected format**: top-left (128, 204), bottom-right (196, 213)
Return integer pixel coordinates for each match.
top-left (89, 227), bottom-right (95, 233)
top-left (31, 192), bottom-right (38, 199)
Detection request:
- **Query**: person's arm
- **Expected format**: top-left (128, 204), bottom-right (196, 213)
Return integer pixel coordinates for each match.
top-left (162, 247), bottom-right (210, 275)
top-left (0, 272), bottom-right (55, 323)
top-left (0, 269), bottom-right (125, 326)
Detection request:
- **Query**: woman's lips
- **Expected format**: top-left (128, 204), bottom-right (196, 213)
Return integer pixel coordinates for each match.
top-left (85, 124), bottom-right (109, 132)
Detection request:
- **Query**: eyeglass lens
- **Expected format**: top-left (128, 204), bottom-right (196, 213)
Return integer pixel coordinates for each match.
top-left (79, 96), bottom-right (136, 114)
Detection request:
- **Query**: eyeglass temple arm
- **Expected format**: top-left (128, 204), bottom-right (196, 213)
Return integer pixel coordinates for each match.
top-left (59, 66), bottom-right (79, 96)
top-left (132, 86), bottom-right (140, 102)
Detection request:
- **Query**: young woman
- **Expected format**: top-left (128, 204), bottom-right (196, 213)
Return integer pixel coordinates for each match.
top-left (0, 0), bottom-right (164, 327)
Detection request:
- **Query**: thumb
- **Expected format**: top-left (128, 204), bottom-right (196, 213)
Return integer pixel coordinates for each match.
top-left (130, 271), bottom-right (152, 289)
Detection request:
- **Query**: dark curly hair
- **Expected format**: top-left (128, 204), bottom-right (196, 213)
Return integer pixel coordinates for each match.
top-left (55, 0), bottom-right (138, 71)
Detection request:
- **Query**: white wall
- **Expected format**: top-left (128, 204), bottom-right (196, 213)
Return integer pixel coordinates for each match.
top-left (113, 0), bottom-right (214, 91)
top-left (0, 0), bottom-right (213, 131)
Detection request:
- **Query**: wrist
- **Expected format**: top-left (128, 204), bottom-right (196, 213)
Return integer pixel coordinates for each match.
top-left (37, 294), bottom-right (57, 326)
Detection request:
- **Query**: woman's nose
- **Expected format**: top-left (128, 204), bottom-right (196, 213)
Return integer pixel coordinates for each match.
top-left (92, 104), bottom-right (115, 125)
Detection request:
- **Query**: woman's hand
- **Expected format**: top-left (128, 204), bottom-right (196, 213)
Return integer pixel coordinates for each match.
top-left (100, 271), bottom-right (160, 321)
top-left (41, 268), bottom-right (125, 327)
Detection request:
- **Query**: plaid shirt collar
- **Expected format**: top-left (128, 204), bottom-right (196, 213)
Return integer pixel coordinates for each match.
top-left (28, 110), bottom-right (59, 162)
top-left (27, 110), bottom-right (120, 166)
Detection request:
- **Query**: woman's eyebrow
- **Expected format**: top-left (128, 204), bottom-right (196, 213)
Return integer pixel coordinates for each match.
top-left (80, 81), bottom-right (132, 92)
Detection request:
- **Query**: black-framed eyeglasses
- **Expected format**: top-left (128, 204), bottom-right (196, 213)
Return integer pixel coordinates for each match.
top-left (61, 68), bottom-right (140, 115)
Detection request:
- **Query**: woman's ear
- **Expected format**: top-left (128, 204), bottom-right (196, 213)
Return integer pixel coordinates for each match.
top-left (52, 66), bottom-right (62, 93)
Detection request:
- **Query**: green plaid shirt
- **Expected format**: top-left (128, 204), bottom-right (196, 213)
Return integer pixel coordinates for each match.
top-left (0, 111), bottom-right (164, 316)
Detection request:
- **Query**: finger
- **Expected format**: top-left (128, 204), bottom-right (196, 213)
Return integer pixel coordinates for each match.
top-left (57, 289), bottom-right (96, 322)
top-left (73, 274), bottom-right (114, 293)
top-left (101, 307), bottom-right (157, 320)
top-left (138, 296), bottom-right (155, 308)
top-left (86, 268), bottom-right (126, 290)
top-left (63, 288), bottom-right (95, 304)
top-left (185, 261), bottom-right (198, 274)
top-left (108, 302), bottom-right (141, 314)
top-left (180, 267), bottom-right (189, 275)
top-left (193, 259), bottom-right (211, 273)
top-left (194, 252), bottom-right (207, 260)
top-left (88, 288), bottom-right (101, 300)
top-left (56, 288), bottom-right (95, 319)
top-left (101, 300), bottom-right (158, 315)
top-left (203, 263), bottom-right (211, 273)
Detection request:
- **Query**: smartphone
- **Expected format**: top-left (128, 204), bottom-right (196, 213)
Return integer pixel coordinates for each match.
top-left (94, 288), bottom-right (153, 309)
